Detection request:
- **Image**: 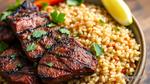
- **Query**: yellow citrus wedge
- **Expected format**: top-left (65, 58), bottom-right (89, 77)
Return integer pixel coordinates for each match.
top-left (101, 0), bottom-right (133, 26)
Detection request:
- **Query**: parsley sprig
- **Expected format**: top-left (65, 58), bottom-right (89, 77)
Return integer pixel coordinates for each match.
top-left (32, 30), bottom-right (47, 39)
top-left (46, 62), bottom-right (53, 68)
top-left (58, 28), bottom-right (70, 35)
top-left (51, 10), bottom-right (65, 24)
top-left (90, 43), bottom-right (104, 57)
top-left (0, 41), bottom-right (8, 52)
top-left (26, 43), bottom-right (37, 52)
top-left (0, 0), bottom-right (21, 21)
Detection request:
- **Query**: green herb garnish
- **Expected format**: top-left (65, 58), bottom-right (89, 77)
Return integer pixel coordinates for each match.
top-left (67, 0), bottom-right (84, 6)
top-left (26, 43), bottom-right (37, 52)
top-left (45, 45), bottom-right (52, 49)
top-left (16, 63), bottom-right (23, 68)
top-left (59, 28), bottom-right (70, 35)
top-left (10, 54), bottom-right (16, 60)
top-left (51, 10), bottom-right (65, 23)
top-left (46, 62), bottom-right (53, 67)
top-left (0, 0), bottom-right (21, 21)
top-left (90, 43), bottom-right (104, 57)
top-left (0, 11), bottom-right (12, 21)
top-left (0, 41), bottom-right (8, 52)
top-left (47, 23), bottom-right (56, 27)
top-left (32, 30), bottom-right (47, 38)
top-left (99, 16), bottom-right (106, 25)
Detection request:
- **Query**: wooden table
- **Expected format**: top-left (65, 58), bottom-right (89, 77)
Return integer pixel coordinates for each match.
top-left (0, 0), bottom-right (149, 84)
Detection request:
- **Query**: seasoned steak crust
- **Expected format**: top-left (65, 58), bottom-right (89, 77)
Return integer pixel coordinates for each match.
top-left (8, 9), bottom-right (50, 33)
top-left (0, 47), bottom-right (39, 84)
top-left (38, 38), bottom-right (97, 84)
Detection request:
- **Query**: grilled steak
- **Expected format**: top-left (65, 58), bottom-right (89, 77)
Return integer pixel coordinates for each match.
top-left (5, 66), bottom-right (39, 84)
top-left (8, 7), bottom-right (97, 84)
top-left (8, 9), bottom-right (49, 33)
top-left (38, 38), bottom-right (97, 84)
top-left (9, 9), bottom-right (68, 61)
top-left (0, 47), bottom-right (39, 84)
top-left (0, 21), bottom-right (15, 42)
top-left (8, 9), bottom-right (51, 61)
top-left (19, 26), bottom-right (68, 61)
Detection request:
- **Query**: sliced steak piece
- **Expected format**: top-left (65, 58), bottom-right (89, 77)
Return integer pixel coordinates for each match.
top-left (0, 21), bottom-right (15, 42)
top-left (38, 38), bottom-right (97, 84)
top-left (8, 9), bottom-right (50, 33)
top-left (0, 47), bottom-right (39, 84)
top-left (5, 66), bottom-right (39, 84)
top-left (18, 27), bottom-right (52, 61)
top-left (15, 26), bottom-right (68, 61)
top-left (0, 48), bottom-right (22, 72)
top-left (22, 42), bottom-right (45, 61)
top-left (8, 8), bottom-right (70, 62)
top-left (8, 73), bottom-right (37, 84)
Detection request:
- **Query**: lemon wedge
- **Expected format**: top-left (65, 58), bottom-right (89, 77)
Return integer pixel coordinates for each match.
top-left (101, 0), bottom-right (133, 26)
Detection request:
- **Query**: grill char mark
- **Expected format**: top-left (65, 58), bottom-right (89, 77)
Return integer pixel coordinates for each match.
top-left (8, 9), bottom-right (51, 61)
top-left (38, 38), bottom-right (97, 83)
top-left (0, 47), bottom-right (39, 84)
top-left (8, 9), bottom-right (50, 34)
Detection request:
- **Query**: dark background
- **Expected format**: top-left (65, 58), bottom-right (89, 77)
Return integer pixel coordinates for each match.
top-left (0, 0), bottom-right (149, 83)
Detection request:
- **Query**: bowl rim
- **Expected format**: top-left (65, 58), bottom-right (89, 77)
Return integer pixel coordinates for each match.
top-left (129, 16), bottom-right (146, 84)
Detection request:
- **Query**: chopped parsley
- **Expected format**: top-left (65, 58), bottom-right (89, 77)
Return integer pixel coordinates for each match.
top-left (0, 41), bottom-right (8, 52)
top-left (51, 10), bottom-right (65, 23)
top-left (45, 45), bottom-right (52, 50)
top-left (46, 62), bottom-right (53, 68)
top-left (67, 0), bottom-right (84, 6)
top-left (0, 0), bottom-right (21, 21)
top-left (90, 43), bottom-right (104, 57)
top-left (10, 54), bottom-right (16, 60)
top-left (47, 23), bottom-right (56, 27)
top-left (26, 43), bottom-right (37, 52)
top-left (16, 63), bottom-right (23, 68)
top-left (0, 11), bottom-right (12, 21)
top-left (99, 16), bottom-right (106, 25)
top-left (32, 30), bottom-right (47, 38)
top-left (58, 28), bottom-right (70, 35)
